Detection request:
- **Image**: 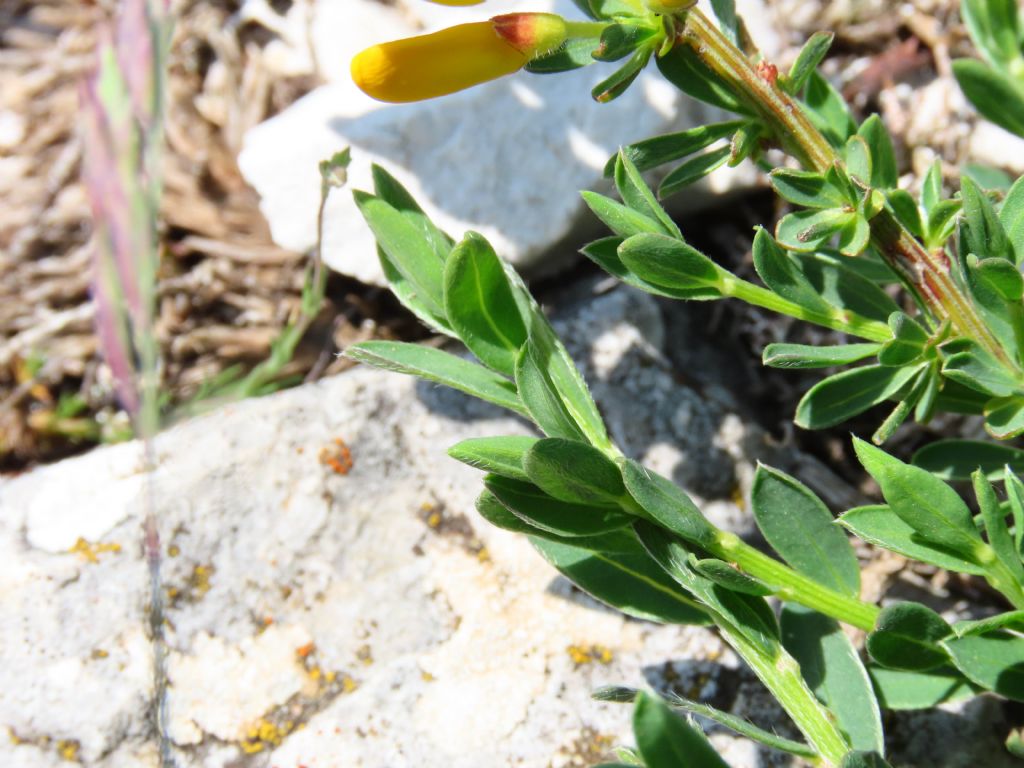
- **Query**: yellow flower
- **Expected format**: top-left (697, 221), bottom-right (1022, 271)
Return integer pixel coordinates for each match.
top-left (351, 13), bottom-right (568, 103)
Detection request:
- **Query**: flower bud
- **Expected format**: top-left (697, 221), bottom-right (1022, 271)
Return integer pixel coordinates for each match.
top-left (644, 0), bottom-right (697, 14)
top-left (491, 13), bottom-right (568, 59)
top-left (351, 14), bottom-right (569, 103)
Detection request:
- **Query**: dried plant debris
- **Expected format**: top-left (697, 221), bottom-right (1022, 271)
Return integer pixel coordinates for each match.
top-left (0, 1), bottom-right (417, 470)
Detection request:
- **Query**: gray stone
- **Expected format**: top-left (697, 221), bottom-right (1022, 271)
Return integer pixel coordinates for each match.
top-left (237, 0), bottom-right (778, 285)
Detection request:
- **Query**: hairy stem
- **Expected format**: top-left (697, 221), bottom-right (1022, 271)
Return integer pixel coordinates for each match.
top-left (676, 8), bottom-right (1015, 371)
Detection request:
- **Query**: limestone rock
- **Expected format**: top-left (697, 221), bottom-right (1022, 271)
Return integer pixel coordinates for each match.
top-left (0, 286), bottom-right (1010, 767)
top-left (237, 0), bottom-right (778, 285)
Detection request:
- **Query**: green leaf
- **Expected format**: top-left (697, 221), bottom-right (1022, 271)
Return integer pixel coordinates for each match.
top-left (839, 505), bottom-right (987, 575)
top-left (691, 558), bottom-right (774, 596)
top-left (974, 256), bottom-right (1024, 301)
top-left (709, 0), bottom-right (740, 46)
top-left (853, 437), bottom-right (987, 561)
top-left (656, 45), bottom-right (750, 114)
top-left (617, 233), bottom-right (723, 299)
top-left (964, 163), bottom-right (1013, 192)
top-left (943, 632), bottom-right (1024, 700)
top-left (867, 602), bottom-right (953, 671)
top-left (783, 31), bottom-right (834, 95)
top-left (633, 692), bottom-right (730, 768)
top-left (614, 153), bottom-right (681, 238)
top-left (752, 465), bottom-right (860, 595)
top-left (794, 364), bottom-right (920, 429)
top-left (912, 439), bottom-right (1024, 481)
top-left (476, 490), bottom-right (641, 553)
top-left (448, 436), bottom-right (537, 482)
top-left (962, 0), bottom-right (1022, 68)
top-left (609, 120), bottom-right (744, 175)
top-left (582, 237), bottom-right (704, 300)
top-left (515, 338), bottom-right (589, 442)
top-left (886, 190), bottom-right (924, 238)
top-left (781, 606), bottom-right (884, 754)
top-left (857, 115), bottom-right (898, 189)
top-left (838, 213), bottom-right (871, 256)
top-left (954, 610), bottom-right (1024, 638)
top-left (525, 36), bottom-right (600, 73)
top-left (921, 158), bottom-right (944, 218)
top-left (868, 665), bottom-right (978, 710)
top-left (803, 71), bottom-right (857, 148)
top-left (1007, 470), bottom-right (1024, 555)
top-left (345, 341), bottom-right (525, 417)
top-left (844, 135), bottom-right (873, 187)
top-left (752, 228), bottom-right (831, 313)
top-left (802, 250), bottom-right (903, 317)
top-left (762, 342), bottom-right (881, 369)
top-left (634, 522), bottom-right (782, 650)
top-left (621, 459), bottom-right (718, 548)
top-left (377, 246), bottom-right (452, 335)
top-left (443, 232), bottom-right (528, 376)
top-left (582, 191), bottom-right (667, 237)
top-left (600, 686), bottom-right (817, 759)
top-left (531, 537), bottom-right (709, 624)
top-left (776, 208), bottom-right (853, 252)
top-left (841, 752), bottom-right (893, 768)
top-left (370, 164), bottom-right (453, 262)
top-left (1000, 174), bottom-right (1024, 265)
top-left (523, 438), bottom-right (625, 506)
top-left (658, 145), bottom-right (732, 199)
top-left (942, 341), bottom-right (1020, 397)
top-left (485, 475), bottom-right (632, 538)
top-left (592, 47), bottom-right (651, 103)
top-left (769, 169), bottom-right (847, 208)
top-left (961, 175), bottom-right (1013, 261)
top-left (515, 319), bottom-right (610, 448)
top-left (974, 469), bottom-right (1024, 579)
top-left (953, 58), bottom-right (1024, 138)
top-left (593, 22), bottom-right (658, 62)
top-left (354, 191), bottom-right (446, 318)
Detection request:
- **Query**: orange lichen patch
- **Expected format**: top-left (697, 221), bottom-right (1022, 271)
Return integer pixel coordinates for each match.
top-left (355, 644), bottom-right (374, 666)
top-left (296, 642), bottom-right (316, 659)
top-left (318, 437), bottom-right (353, 475)
top-left (566, 644), bottom-right (614, 666)
top-left (730, 484), bottom-right (746, 510)
top-left (90, 648), bottom-right (109, 660)
top-left (341, 674), bottom-right (359, 694)
top-left (56, 739), bottom-right (80, 762)
top-left (475, 547), bottom-right (491, 563)
top-left (69, 537), bottom-right (122, 563)
top-left (239, 717), bottom-right (295, 754)
top-left (190, 564), bottom-right (213, 596)
top-left (420, 670), bottom-right (435, 682)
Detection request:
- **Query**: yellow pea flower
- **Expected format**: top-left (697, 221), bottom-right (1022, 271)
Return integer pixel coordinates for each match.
top-left (351, 13), bottom-right (569, 103)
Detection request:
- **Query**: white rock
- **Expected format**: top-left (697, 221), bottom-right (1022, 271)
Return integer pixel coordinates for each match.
top-left (238, 0), bottom-right (778, 284)
top-left (969, 120), bottom-right (1024, 176)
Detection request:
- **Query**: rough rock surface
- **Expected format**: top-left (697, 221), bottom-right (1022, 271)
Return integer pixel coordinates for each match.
top-left (0, 286), bottom-right (1014, 767)
top-left (238, 0), bottom-right (779, 285)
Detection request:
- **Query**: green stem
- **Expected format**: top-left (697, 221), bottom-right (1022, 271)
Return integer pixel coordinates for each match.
top-left (720, 275), bottom-right (892, 343)
top-left (713, 532), bottom-right (881, 631)
top-left (676, 8), bottom-right (1017, 374)
top-left (725, 624), bottom-right (850, 765)
top-left (564, 20), bottom-right (610, 38)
